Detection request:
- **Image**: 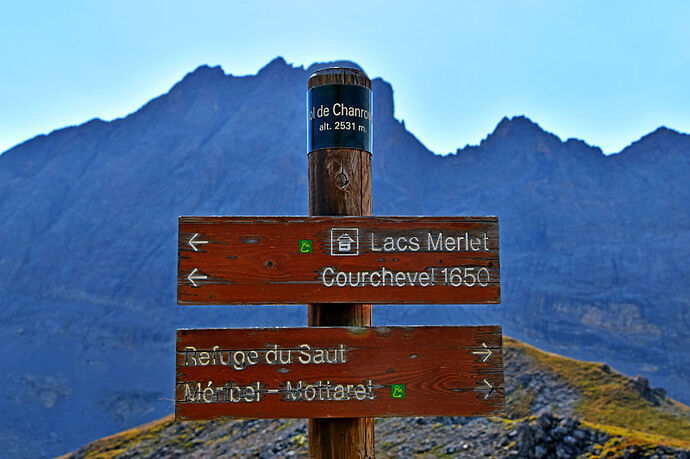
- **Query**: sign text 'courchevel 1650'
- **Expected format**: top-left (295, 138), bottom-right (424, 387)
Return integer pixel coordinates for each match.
top-left (177, 216), bottom-right (500, 305)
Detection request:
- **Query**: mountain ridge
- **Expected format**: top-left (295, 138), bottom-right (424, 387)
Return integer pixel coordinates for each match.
top-left (5, 57), bottom-right (686, 160)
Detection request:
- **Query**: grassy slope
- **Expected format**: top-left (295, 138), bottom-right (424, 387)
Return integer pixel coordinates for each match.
top-left (504, 337), bottom-right (690, 452)
top-left (56, 416), bottom-right (176, 459)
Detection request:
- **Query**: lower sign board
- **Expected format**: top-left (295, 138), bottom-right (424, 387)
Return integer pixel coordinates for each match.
top-left (175, 326), bottom-right (504, 420)
top-left (178, 216), bottom-right (500, 304)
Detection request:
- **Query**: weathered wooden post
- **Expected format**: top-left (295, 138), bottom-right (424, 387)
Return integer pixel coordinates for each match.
top-left (307, 67), bottom-right (374, 458)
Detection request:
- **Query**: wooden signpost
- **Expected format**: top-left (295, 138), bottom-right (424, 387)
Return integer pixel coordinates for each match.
top-left (176, 326), bottom-right (504, 420)
top-left (178, 216), bottom-right (500, 305)
top-left (175, 67), bottom-right (504, 458)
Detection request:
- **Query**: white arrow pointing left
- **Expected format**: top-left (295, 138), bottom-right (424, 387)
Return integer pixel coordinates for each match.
top-left (188, 233), bottom-right (209, 252)
top-left (187, 268), bottom-right (208, 287)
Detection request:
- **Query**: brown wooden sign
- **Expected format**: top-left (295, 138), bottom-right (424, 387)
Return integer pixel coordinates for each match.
top-left (175, 326), bottom-right (504, 420)
top-left (178, 216), bottom-right (500, 305)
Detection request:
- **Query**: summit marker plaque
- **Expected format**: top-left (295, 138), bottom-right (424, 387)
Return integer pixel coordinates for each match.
top-left (177, 216), bottom-right (500, 305)
top-left (308, 83), bottom-right (372, 152)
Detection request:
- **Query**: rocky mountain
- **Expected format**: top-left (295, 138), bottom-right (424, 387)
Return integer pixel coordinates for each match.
top-left (0, 57), bottom-right (688, 458)
top-left (59, 338), bottom-right (690, 458)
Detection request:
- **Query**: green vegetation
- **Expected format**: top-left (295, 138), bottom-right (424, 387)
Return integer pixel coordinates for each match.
top-left (55, 415), bottom-right (175, 459)
top-left (427, 444), bottom-right (454, 458)
top-left (505, 337), bottom-right (690, 449)
top-left (161, 419), bottom-right (210, 451)
top-left (276, 419), bottom-right (292, 432)
top-left (291, 432), bottom-right (307, 448)
top-left (506, 385), bottom-right (536, 418)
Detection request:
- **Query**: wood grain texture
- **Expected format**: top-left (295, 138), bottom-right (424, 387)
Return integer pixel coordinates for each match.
top-left (308, 148), bottom-right (372, 216)
top-left (309, 418), bottom-right (374, 459)
top-left (175, 326), bottom-right (505, 420)
top-left (177, 216), bottom-right (500, 305)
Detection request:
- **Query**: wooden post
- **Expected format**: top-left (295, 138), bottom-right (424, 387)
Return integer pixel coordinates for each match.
top-left (307, 68), bottom-right (375, 458)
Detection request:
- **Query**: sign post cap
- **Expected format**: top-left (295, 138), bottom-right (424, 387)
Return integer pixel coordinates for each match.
top-left (308, 67), bottom-right (371, 89)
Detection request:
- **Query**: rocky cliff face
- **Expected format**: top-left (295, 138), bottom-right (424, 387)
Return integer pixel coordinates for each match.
top-left (0, 57), bottom-right (688, 458)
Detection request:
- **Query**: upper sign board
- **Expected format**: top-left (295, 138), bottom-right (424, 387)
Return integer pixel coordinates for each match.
top-left (178, 216), bottom-right (500, 305)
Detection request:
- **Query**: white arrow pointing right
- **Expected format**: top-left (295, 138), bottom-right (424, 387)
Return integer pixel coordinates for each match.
top-left (471, 342), bottom-right (494, 362)
top-left (479, 379), bottom-right (495, 400)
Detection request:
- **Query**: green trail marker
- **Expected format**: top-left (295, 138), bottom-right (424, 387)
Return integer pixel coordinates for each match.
top-left (391, 384), bottom-right (405, 399)
top-left (298, 239), bottom-right (312, 253)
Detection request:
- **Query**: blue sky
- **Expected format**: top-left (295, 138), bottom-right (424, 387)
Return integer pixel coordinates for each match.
top-left (1, 1), bottom-right (688, 155)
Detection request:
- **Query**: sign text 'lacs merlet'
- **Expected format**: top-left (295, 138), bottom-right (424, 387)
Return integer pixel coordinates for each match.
top-left (177, 216), bottom-right (500, 305)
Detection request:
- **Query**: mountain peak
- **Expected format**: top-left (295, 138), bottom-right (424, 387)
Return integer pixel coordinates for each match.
top-left (461, 115), bottom-right (608, 159)
top-left (173, 64), bottom-right (227, 92)
top-left (492, 115), bottom-right (543, 136)
top-left (617, 125), bottom-right (689, 158)
top-left (187, 64), bottom-right (226, 78)
top-left (636, 125), bottom-right (686, 144)
top-left (474, 115), bottom-right (552, 149)
top-left (257, 56), bottom-right (292, 76)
